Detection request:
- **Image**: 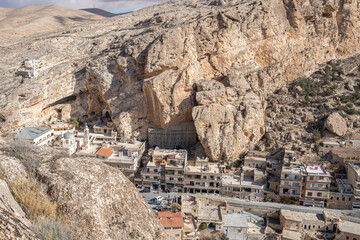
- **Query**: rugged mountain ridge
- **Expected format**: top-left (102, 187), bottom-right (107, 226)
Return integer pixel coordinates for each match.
top-left (0, 0), bottom-right (359, 161)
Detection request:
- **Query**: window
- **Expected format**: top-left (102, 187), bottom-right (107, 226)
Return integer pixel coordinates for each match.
top-left (317, 192), bottom-right (322, 197)
top-left (331, 196), bottom-right (333, 200)
top-left (309, 176), bottom-right (314, 180)
top-left (319, 176), bottom-right (324, 180)
top-left (308, 192), bottom-right (313, 196)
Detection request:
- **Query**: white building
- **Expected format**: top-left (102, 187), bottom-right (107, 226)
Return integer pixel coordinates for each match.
top-left (14, 127), bottom-right (54, 146)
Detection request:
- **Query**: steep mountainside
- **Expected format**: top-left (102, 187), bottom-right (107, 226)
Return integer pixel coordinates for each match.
top-left (0, 0), bottom-right (359, 161)
top-left (0, 5), bottom-right (104, 42)
top-left (0, 148), bottom-right (167, 240)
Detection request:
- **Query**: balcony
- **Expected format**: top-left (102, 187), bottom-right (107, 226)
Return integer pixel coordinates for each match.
top-left (280, 190), bottom-right (300, 196)
top-left (280, 183), bottom-right (300, 188)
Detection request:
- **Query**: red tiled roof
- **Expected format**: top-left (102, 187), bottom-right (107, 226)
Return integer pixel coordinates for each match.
top-left (128, 149), bottom-right (138, 152)
top-left (82, 142), bottom-right (88, 147)
top-left (96, 147), bottom-right (113, 158)
top-left (158, 211), bottom-right (184, 228)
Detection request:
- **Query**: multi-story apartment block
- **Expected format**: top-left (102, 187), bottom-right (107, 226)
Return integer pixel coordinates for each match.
top-left (183, 158), bottom-right (223, 194)
top-left (142, 149), bottom-right (187, 192)
top-left (347, 162), bottom-right (360, 209)
top-left (279, 165), bottom-right (303, 203)
top-left (302, 164), bottom-right (331, 207)
top-left (95, 140), bottom-right (145, 178)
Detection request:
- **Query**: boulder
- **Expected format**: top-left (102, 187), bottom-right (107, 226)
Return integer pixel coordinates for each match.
top-left (324, 112), bottom-right (348, 137)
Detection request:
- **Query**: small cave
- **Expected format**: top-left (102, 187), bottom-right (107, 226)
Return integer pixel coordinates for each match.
top-left (0, 114), bottom-right (6, 122)
top-left (322, 12), bottom-right (332, 18)
top-left (46, 95), bottom-right (77, 109)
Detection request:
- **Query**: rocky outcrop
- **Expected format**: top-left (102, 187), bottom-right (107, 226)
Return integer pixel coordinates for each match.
top-left (0, 179), bottom-right (38, 240)
top-left (193, 69), bottom-right (266, 160)
top-left (37, 157), bottom-right (167, 240)
top-left (0, 0), bottom-right (360, 161)
top-left (324, 112), bottom-right (348, 137)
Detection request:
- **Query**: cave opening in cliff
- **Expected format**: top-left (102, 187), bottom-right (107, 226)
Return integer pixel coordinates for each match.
top-left (102, 109), bottom-right (112, 123)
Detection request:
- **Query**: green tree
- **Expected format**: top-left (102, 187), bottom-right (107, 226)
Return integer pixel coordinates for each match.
top-left (221, 234), bottom-right (229, 240)
top-left (221, 152), bottom-right (228, 165)
top-left (199, 223), bottom-right (207, 230)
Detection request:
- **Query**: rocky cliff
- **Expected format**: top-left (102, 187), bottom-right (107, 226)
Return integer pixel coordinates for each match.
top-left (0, 0), bottom-right (359, 161)
top-left (0, 179), bottom-right (39, 240)
top-left (0, 148), bottom-right (167, 240)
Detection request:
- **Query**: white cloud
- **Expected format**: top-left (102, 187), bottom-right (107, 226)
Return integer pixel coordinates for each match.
top-left (0, 0), bottom-right (168, 11)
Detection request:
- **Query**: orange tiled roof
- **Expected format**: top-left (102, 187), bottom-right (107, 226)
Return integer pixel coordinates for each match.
top-left (158, 211), bottom-right (184, 228)
top-left (82, 142), bottom-right (88, 147)
top-left (128, 149), bottom-right (138, 152)
top-left (96, 147), bottom-right (113, 158)
top-left (54, 126), bottom-right (74, 130)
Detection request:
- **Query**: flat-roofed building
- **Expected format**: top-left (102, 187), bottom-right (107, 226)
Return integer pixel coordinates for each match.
top-left (14, 127), bottom-right (54, 146)
top-left (280, 209), bottom-right (339, 233)
top-left (347, 162), bottom-right (360, 209)
top-left (244, 151), bottom-right (267, 169)
top-left (183, 158), bottom-right (223, 194)
top-left (303, 164), bottom-right (331, 207)
top-left (279, 165), bottom-right (303, 204)
top-left (328, 177), bottom-right (354, 210)
top-left (95, 139), bottom-right (145, 178)
top-left (142, 149), bottom-right (187, 192)
top-left (93, 121), bottom-right (116, 135)
top-left (335, 221), bottom-right (360, 240)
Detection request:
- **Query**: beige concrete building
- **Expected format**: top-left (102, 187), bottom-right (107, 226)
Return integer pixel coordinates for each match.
top-left (280, 210), bottom-right (340, 233)
top-left (93, 121), bottom-right (117, 136)
top-left (335, 221), bottom-right (360, 240)
top-left (328, 177), bottom-right (354, 210)
top-left (244, 151), bottom-right (267, 169)
top-left (183, 158), bottom-right (223, 194)
top-left (95, 139), bottom-right (145, 177)
top-left (142, 149), bottom-right (187, 191)
top-left (279, 165), bottom-right (303, 203)
top-left (347, 162), bottom-right (360, 209)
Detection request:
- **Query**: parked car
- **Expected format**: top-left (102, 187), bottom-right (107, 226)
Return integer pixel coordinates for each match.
top-left (149, 199), bottom-right (162, 205)
top-left (158, 206), bottom-right (171, 211)
top-left (155, 196), bottom-right (164, 202)
top-left (140, 188), bottom-right (150, 193)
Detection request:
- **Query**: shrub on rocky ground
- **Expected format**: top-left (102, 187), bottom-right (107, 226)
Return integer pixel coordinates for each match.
top-left (32, 219), bottom-right (73, 240)
top-left (11, 177), bottom-right (57, 221)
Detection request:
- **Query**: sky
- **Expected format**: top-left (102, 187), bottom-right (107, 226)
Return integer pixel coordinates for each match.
top-left (0, 0), bottom-right (169, 12)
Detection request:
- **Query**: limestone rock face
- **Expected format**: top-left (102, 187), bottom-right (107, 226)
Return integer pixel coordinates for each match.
top-left (193, 68), bottom-right (266, 160)
top-left (37, 157), bottom-right (167, 240)
top-left (324, 112), bottom-right (348, 137)
top-left (0, 179), bottom-right (38, 240)
top-left (1, 0), bottom-right (360, 161)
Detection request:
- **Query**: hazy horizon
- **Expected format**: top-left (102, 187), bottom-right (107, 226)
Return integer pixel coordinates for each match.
top-left (0, 0), bottom-right (168, 11)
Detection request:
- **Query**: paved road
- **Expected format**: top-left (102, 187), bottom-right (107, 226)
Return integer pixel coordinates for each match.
top-left (197, 194), bottom-right (360, 224)
top-left (140, 190), bottom-right (360, 223)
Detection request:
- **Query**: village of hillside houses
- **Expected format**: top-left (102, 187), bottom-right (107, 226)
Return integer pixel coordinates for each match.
top-left (12, 117), bottom-right (360, 240)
